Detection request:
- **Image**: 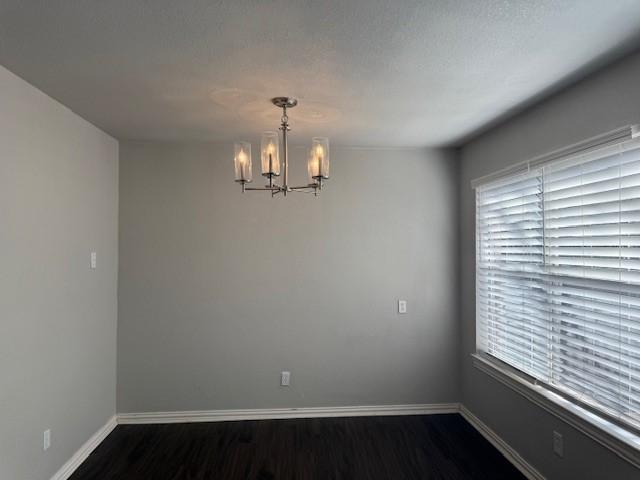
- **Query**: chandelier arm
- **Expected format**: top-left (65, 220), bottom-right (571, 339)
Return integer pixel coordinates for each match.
top-left (290, 189), bottom-right (318, 195)
top-left (289, 185), bottom-right (320, 196)
top-left (244, 186), bottom-right (282, 192)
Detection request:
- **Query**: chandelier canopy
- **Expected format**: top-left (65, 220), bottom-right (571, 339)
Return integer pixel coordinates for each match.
top-left (233, 97), bottom-right (329, 196)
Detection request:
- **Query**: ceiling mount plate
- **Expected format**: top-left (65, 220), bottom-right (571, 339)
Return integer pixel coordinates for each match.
top-left (271, 97), bottom-right (298, 109)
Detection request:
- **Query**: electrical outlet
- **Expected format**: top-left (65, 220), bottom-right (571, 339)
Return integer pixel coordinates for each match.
top-left (43, 429), bottom-right (51, 451)
top-left (398, 300), bottom-right (407, 314)
top-left (553, 431), bottom-right (563, 458)
top-left (281, 371), bottom-right (290, 386)
top-left (90, 251), bottom-right (97, 269)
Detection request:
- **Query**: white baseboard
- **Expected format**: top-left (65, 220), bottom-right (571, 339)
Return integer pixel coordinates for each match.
top-left (117, 402), bottom-right (460, 424)
top-left (50, 415), bottom-right (117, 480)
top-left (460, 405), bottom-right (545, 480)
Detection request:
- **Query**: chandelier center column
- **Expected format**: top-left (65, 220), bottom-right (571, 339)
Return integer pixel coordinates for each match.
top-left (280, 106), bottom-right (290, 196)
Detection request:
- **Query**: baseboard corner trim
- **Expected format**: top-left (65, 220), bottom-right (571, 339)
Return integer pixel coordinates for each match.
top-left (117, 402), bottom-right (460, 425)
top-left (460, 405), bottom-right (545, 480)
top-left (50, 414), bottom-right (117, 480)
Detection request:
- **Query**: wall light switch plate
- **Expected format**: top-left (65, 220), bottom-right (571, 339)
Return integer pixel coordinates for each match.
top-left (281, 371), bottom-right (290, 386)
top-left (90, 251), bottom-right (97, 269)
top-left (43, 429), bottom-right (51, 451)
top-left (553, 431), bottom-right (563, 458)
top-left (398, 300), bottom-right (407, 314)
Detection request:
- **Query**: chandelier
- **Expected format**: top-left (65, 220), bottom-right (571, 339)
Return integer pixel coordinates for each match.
top-left (233, 97), bottom-right (330, 196)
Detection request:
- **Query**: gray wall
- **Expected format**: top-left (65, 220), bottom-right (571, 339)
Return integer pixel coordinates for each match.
top-left (117, 142), bottom-right (459, 412)
top-left (459, 51), bottom-right (640, 479)
top-left (0, 66), bottom-right (119, 480)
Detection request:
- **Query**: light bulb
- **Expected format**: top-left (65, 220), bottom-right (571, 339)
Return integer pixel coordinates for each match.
top-left (310, 137), bottom-right (329, 180)
top-left (260, 131), bottom-right (280, 176)
top-left (234, 142), bottom-right (252, 183)
top-left (308, 152), bottom-right (320, 182)
top-left (238, 148), bottom-right (247, 165)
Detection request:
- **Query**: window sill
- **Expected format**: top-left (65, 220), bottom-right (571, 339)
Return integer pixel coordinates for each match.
top-left (472, 353), bottom-right (640, 469)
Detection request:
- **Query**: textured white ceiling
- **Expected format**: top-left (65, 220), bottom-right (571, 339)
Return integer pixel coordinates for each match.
top-left (2, 1), bottom-right (640, 147)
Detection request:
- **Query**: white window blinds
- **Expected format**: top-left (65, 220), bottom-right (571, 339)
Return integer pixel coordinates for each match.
top-left (476, 136), bottom-right (640, 431)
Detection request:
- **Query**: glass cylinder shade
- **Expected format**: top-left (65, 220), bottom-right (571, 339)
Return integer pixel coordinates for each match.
top-left (260, 131), bottom-right (280, 176)
top-left (308, 137), bottom-right (329, 182)
top-left (234, 142), bottom-right (252, 183)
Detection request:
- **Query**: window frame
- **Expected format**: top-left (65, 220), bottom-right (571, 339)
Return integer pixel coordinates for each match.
top-left (472, 125), bottom-right (640, 466)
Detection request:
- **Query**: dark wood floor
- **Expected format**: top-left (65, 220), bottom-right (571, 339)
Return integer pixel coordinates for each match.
top-left (70, 414), bottom-right (525, 480)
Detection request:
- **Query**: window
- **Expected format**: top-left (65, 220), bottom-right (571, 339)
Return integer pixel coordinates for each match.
top-left (476, 132), bottom-right (640, 433)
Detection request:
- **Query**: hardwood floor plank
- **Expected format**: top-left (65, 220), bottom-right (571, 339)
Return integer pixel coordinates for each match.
top-left (69, 414), bottom-right (526, 480)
